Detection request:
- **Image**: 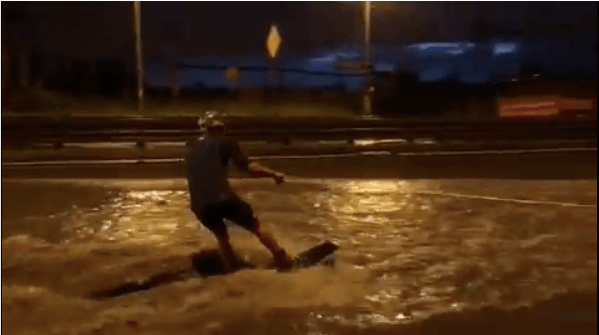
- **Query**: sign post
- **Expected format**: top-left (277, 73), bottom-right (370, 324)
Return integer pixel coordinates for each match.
top-left (265, 25), bottom-right (282, 95)
top-left (225, 67), bottom-right (241, 98)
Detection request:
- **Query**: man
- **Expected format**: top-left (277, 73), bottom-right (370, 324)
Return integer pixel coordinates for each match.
top-left (186, 111), bottom-right (294, 271)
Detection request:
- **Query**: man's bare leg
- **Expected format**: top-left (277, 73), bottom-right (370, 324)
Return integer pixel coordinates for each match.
top-left (252, 218), bottom-right (294, 268)
top-left (216, 232), bottom-right (238, 272)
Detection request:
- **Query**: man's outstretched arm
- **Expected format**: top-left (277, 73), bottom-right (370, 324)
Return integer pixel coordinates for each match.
top-left (248, 161), bottom-right (285, 184)
top-left (228, 140), bottom-right (285, 184)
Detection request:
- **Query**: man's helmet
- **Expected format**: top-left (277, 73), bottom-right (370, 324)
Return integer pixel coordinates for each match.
top-left (199, 111), bottom-right (225, 130)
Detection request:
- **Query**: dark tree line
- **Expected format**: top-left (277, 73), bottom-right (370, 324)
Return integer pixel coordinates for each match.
top-left (43, 59), bottom-right (135, 97)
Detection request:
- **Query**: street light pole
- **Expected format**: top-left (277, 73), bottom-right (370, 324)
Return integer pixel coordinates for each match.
top-left (364, 1), bottom-right (371, 65)
top-left (363, 1), bottom-right (373, 115)
top-left (133, 1), bottom-right (144, 111)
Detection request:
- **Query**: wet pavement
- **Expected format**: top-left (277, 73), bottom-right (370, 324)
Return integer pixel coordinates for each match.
top-left (1, 175), bottom-right (597, 335)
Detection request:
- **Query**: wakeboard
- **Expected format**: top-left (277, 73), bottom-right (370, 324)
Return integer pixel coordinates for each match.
top-left (191, 240), bottom-right (339, 275)
top-left (293, 240), bottom-right (339, 269)
top-left (91, 241), bottom-right (339, 299)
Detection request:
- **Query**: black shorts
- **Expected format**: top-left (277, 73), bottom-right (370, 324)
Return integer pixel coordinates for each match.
top-left (193, 197), bottom-right (258, 237)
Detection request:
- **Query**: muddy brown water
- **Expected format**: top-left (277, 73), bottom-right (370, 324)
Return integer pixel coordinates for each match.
top-left (2, 173), bottom-right (596, 335)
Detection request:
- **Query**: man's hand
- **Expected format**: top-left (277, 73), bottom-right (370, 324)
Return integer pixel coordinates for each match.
top-left (273, 172), bottom-right (285, 185)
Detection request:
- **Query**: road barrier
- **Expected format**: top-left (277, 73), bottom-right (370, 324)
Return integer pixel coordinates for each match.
top-left (2, 116), bottom-right (597, 149)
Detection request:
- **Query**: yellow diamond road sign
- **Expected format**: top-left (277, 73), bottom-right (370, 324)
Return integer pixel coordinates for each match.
top-left (266, 25), bottom-right (282, 59)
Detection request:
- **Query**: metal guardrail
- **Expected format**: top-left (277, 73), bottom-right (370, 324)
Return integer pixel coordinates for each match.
top-left (2, 116), bottom-right (597, 149)
top-left (3, 115), bottom-right (597, 130)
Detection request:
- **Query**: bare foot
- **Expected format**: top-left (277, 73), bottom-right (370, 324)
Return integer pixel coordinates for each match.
top-left (273, 250), bottom-right (294, 270)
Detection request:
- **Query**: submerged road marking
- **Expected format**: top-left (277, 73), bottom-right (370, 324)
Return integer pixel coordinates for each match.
top-left (415, 190), bottom-right (597, 208)
top-left (2, 178), bottom-right (595, 209)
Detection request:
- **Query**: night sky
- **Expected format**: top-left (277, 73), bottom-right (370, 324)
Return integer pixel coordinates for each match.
top-left (2, 1), bottom-right (597, 88)
top-left (3, 2), bottom-right (596, 56)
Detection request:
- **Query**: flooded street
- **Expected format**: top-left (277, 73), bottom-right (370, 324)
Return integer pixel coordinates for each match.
top-left (2, 177), bottom-right (597, 335)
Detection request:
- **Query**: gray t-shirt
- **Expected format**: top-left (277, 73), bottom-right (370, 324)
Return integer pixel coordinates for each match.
top-left (185, 135), bottom-right (250, 210)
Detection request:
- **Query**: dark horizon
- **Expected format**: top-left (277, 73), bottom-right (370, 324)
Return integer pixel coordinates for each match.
top-left (1, 1), bottom-right (596, 95)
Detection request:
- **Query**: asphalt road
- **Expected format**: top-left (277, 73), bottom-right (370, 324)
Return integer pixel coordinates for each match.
top-left (2, 150), bottom-right (596, 180)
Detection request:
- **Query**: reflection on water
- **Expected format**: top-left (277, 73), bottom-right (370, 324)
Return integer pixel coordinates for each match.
top-left (331, 180), bottom-right (414, 220)
top-left (91, 190), bottom-right (197, 245)
top-left (1, 178), bottom-right (597, 334)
